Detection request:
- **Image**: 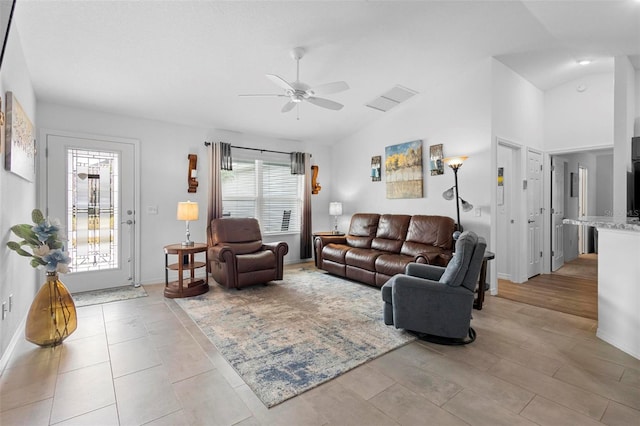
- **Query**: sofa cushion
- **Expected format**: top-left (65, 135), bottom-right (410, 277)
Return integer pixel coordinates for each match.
top-left (345, 248), bottom-right (384, 272)
top-left (405, 215), bottom-right (455, 249)
top-left (348, 213), bottom-right (380, 237)
top-left (346, 235), bottom-right (374, 248)
top-left (375, 253), bottom-right (415, 276)
top-left (439, 231), bottom-right (478, 287)
top-left (224, 241), bottom-right (264, 255)
top-left (371, 214), bottom-right (411, 253)
top-left (211, 217), bottom-right (263, 244)
top-left (323, 244), bottom-right (351, 263)
top-left (237, 250), bottom-right (276, 273)
top-left (344, 214), bottom-right (379, 248)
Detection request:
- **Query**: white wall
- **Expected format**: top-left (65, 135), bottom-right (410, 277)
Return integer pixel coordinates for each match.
top-left (544, 73), bottom-right (614, 153)
top-left (491, 59), bottom-right (545, 283)
top-left (0, 25), bottom-right (38, 361)
top-left (613, 56), bottom-right (636, 217)
top-left (595, 153), bottom-right (614, 216)
top-left (329, 59), bottom-right (493, 243)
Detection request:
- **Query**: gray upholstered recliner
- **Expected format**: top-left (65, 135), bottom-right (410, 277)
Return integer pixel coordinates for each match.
top-left (381, 231), bottom-right (486, 342)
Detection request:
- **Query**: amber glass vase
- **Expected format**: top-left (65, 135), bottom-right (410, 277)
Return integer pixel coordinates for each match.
top-left (25, 272), bottom-right (77, 347)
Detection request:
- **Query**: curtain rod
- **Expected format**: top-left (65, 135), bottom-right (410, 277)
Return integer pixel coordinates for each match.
top-left (204, 141), bottom-right (300, 156)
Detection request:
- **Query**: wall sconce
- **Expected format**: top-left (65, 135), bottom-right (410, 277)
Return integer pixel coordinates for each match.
top-left (329, 201), bottom-right (343, 234)
top-left (311, 165), bottom-right (322, 194)
top-left (177, 201), bottom-right (199, 246)
top-left (188, 154), bottom-right (198, 193)
top-left (442, 156), bottom-right (473, 234)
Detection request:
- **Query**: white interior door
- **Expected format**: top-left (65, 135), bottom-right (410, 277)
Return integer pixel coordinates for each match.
top-left (551, 157), bottom-right (565, 271)
top-left (527, 149), bottom-right (543, 278)
top-left (46, 134), bottom-right (136, 293)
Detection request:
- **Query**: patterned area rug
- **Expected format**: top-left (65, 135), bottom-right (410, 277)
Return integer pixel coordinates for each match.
top-left (73, 285), bottom-right (148, 307)
top-left (175, 267), bottom-right (415, 407)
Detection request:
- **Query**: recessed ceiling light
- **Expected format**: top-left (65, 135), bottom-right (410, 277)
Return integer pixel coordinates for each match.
top-left (577, 59), bottom-right (591, 66)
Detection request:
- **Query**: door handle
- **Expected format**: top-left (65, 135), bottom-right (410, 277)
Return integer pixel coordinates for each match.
top-left (528, 219), bottom-right (535, 223)
top-left (122, 219), bottom-right (134, 225)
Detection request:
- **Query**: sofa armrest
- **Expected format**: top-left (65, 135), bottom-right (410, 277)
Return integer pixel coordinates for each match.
top-left (263, 241), bottom-right (289, 279)
top-left (314, 235), bottom-right (347, 267)
top-left (208, 244), bottom-right (235, 262)
top-left (405, 262), bottom-right (446, 281)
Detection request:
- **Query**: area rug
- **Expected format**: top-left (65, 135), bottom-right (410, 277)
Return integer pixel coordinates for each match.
top-left (175, 267), bottom-right (415, 407)
top-left (72, 285), bottom-right (148, 307)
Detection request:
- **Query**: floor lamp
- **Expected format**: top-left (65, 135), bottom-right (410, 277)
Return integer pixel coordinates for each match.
top-left (443, 156), bottom-right (473, 237)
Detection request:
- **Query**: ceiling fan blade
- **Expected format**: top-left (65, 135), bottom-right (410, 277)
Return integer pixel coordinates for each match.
top-left (307, 97), bottom-right (343, 111)
top-left (238, 94), bottom-right (287, 97)
top-left (281, 101), bottom-right (297, 113)
top-left (266, 74), bottom-right (294, 91)
top-left (310, 81), bottom-right (349, 95)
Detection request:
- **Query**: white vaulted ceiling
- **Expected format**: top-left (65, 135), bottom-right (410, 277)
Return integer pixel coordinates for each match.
top-left (10, 0), bottom-right (640, 143)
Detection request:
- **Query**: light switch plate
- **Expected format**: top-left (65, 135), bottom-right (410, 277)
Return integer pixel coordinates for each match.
top-left (147, 205), bottom-right (158, 215)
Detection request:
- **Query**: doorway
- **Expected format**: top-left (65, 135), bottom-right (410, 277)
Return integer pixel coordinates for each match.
top-left (45, 132), bottom-right (139, 293)
top-left (496, 140), bottom-right (522, 283)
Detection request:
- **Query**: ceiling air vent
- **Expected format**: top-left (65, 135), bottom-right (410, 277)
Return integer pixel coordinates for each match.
top-left (365, 85), bottom-right (418, 112)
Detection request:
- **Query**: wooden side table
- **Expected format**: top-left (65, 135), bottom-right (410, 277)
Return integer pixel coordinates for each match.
top-left (474, 251), bottom-right (495, 310)
top-left (164, 243), bottom-right (209, 298)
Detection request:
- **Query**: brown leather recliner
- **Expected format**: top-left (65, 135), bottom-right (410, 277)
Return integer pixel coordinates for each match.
top-left (208, 218), bottom-right (288, 289)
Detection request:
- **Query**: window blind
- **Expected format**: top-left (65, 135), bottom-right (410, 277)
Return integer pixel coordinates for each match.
top-left (221, 157), bottom-right (302, 233)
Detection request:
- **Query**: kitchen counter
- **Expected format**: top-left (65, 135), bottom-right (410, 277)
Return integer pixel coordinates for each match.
top-left (563, 216), bottom-right (640, 359)
top-left (562, 216), bottom-right (640, 232)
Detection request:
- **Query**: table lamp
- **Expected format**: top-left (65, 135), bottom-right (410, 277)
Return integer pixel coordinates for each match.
top-left (329, 201), bottom-right (343, 234)
top-left (177, 201), bottom-right (199, 246)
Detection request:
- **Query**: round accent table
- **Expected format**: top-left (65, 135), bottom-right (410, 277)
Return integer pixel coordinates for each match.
top-left (164, 243), bottom-right (209, 298)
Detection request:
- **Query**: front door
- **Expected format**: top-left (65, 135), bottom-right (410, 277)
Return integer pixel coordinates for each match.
top-left (46, 133), bottom-right (136, 293)
top-left (551, 157), bottom-right (565, 271)
top-left (526, 149), bottom-right (543, 278)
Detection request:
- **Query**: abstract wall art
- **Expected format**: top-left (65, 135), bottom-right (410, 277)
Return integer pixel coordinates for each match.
top-left (4, 92), bottom-right (35, 182)
top-left (385, 140), bottom-right (423, 199)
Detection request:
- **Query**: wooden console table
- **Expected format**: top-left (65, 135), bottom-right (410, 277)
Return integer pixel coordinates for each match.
top-left (164, 243), bottom-right (209, 298)
top-left (474, 251), bottom-right (495, 310)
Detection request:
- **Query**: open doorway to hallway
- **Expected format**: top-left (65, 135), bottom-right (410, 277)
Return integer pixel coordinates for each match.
top-left (496, 148), bottom-right (612, 320)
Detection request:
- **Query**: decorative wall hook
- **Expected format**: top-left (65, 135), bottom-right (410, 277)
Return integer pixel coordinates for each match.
top-left (311, 165), bottom-right (321, 194)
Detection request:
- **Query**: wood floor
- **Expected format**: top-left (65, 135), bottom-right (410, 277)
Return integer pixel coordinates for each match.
top-left (497, 255), bottom-right (598, 320)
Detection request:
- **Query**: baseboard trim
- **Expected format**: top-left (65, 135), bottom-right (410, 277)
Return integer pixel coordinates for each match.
top-left (0, 315), bottom-right (27, 376)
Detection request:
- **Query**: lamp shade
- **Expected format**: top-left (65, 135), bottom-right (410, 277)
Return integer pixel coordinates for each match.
top-left (443, 156), bottom-right (468, 169)
top-left (329, 202), bottom-right (343, 216)
top-left (177, 201), bottom-right (199, 221)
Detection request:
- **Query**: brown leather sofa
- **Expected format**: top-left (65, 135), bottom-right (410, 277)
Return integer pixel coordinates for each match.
top-left (314, 213), bottom-right (455, 287)
top-left (208, 217), bottom-right (289, 289)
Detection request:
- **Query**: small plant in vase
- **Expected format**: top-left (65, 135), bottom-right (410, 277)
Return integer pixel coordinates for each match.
top-left (7, 209), bottom-right (77, 346)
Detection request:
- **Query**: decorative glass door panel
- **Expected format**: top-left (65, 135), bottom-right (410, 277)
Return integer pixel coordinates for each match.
top-left (47, 134), bottom-right (136, 293)
top-left (67, 149), bottom-right (119, 272)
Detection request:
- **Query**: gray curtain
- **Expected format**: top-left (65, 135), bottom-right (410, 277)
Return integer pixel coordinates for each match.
top-left (300, 153), bottom-right (312, 259)
top-left (291, 152), bottom-right (305, 175)
top-left (207, 142), bottom-right (225, 247)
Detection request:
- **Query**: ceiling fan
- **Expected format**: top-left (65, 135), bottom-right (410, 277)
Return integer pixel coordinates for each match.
top-left (239, 47), bottom-right (349, 113)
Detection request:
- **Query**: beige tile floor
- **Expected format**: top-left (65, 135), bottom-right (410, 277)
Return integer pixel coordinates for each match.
top-left (1, 273), bottom-right (639, 426)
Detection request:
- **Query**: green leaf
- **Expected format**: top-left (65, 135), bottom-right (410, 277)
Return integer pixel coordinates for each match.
top-left (10, 224), bottom-right (38, 243)
top-left (32, 209), bottom-right (45, 224)
top-left (6, 241), bottom-right (34, 257)
top-left (46, 236), bottom-right (63, 250)
top-left (30, 258), bottom-right (46, 268)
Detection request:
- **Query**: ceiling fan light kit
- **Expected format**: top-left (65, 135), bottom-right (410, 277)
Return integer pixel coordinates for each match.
top-left (240, 47), bottom-right (349, 115)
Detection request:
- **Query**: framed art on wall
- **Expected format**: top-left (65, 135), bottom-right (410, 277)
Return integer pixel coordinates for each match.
top-left (371, 155), bottom-right (381, 181)
top-left (384, 140), bottom-right (423, 199)
top-left (4, 91), bottom-right (36, 182)
top-left (429, 143), bottom-right (444, 176)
